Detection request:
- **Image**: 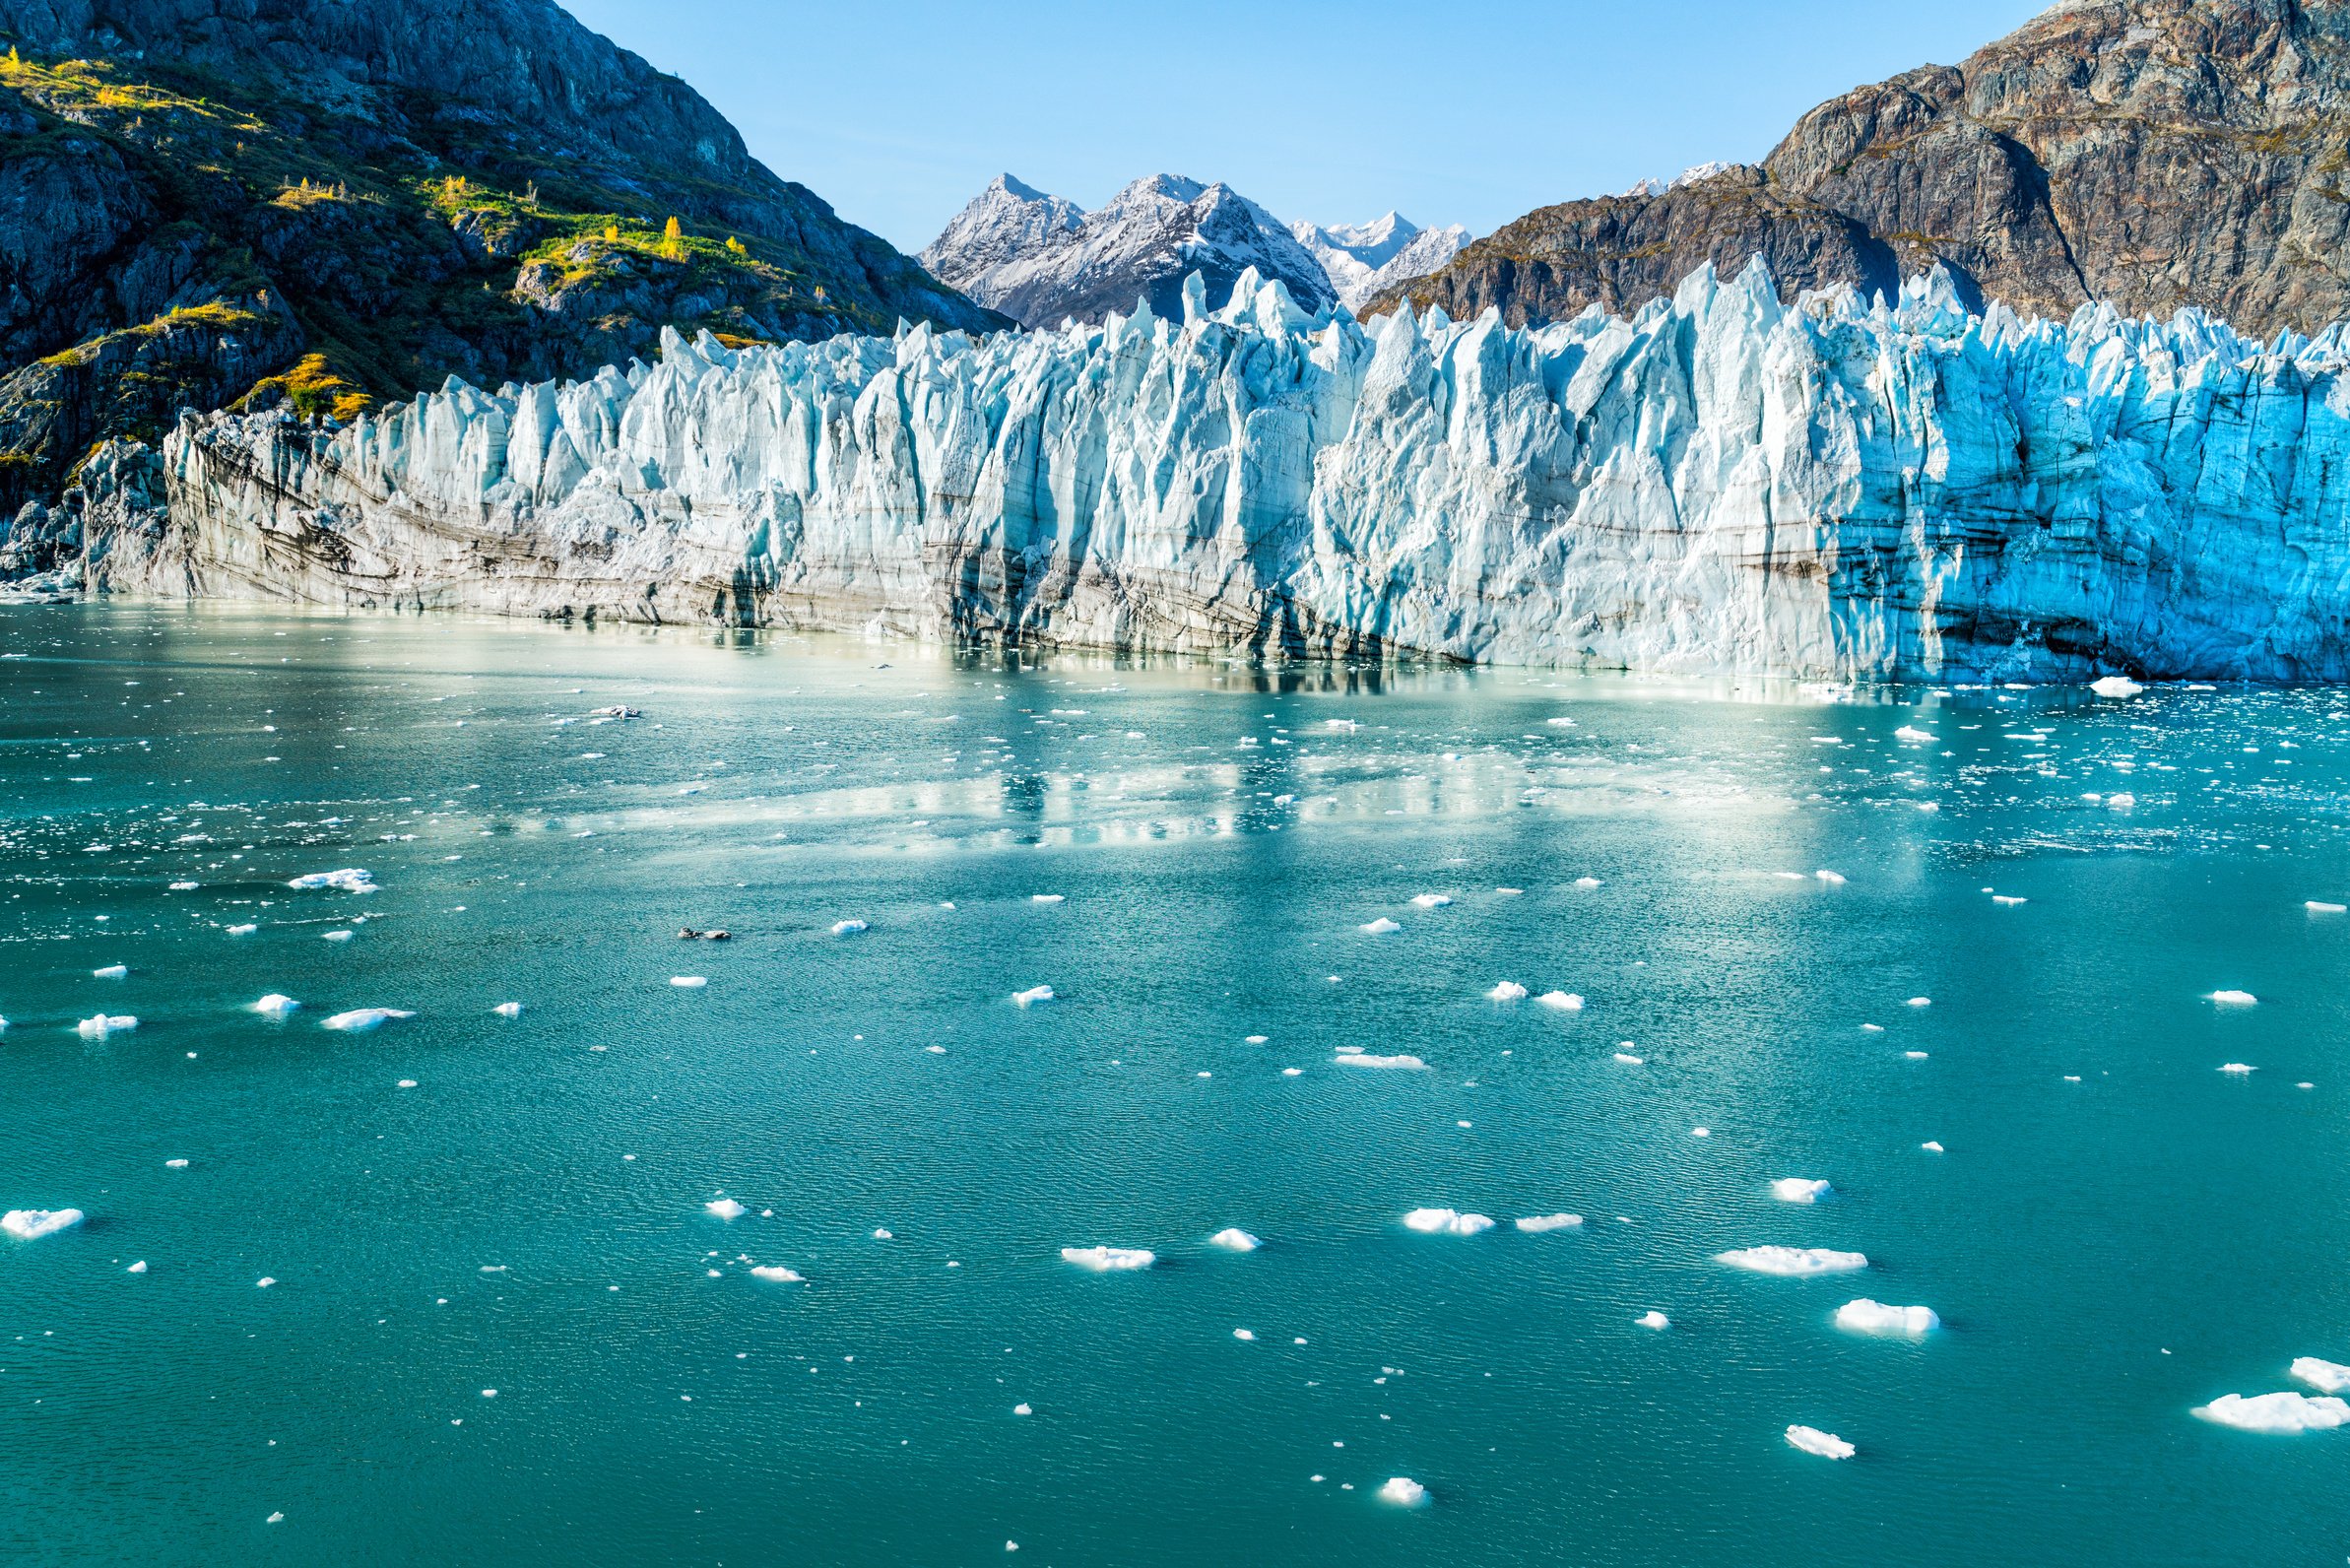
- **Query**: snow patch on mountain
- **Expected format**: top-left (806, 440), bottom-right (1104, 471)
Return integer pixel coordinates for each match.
top-left (1290, 213), bottom-right (1471, 312)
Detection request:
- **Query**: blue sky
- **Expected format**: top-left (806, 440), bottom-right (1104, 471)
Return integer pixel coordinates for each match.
top-left (560, 0), bottom-right (2051, 253)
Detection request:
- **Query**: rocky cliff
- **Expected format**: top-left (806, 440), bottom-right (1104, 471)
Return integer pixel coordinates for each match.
top-left (0, 0), bottom-right (1000, 515)
top-left (1371, 0), bottom-right (2350, 338)
top-left (81, 262), bottom-right (2350, 682)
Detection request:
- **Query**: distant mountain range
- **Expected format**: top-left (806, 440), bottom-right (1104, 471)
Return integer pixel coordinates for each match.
top-left (1370, 0), bottom-right (2350, 337)
top-left (919, 174), bottom-right (1469, 328)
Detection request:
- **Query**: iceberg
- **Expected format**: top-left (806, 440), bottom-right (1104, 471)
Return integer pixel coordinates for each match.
top-left (321, 1009), bottom-right (415, 1031)
top-left (1718, 1246), bottom-right (1869, 1276)
top-left (1335, 1052), bottom-right (1428, 1071)
top-left (1376, 1476), bottom-right (1430, 1508)
top-left (1785, 1424), bottom-right (1856, 1459)
top-left (101, 258), bottom-right (2350, 683)
top-left (252, 994), bottom-right (300, 1018)
top-left (1834, 1298), bottom-right (1940, 1337)
top-left (1208, 1227), bottom-right (1263, 1251)
top-left (1403, 1208), bottom-right (1494, 1235)
top-left (1486, 981), bottom-right (1529, 1002)
top-left (77, 1014), bottom-right (136, 1038)
top-left (1061, 1246), bottom-right (1155, 1272)
top-left (1012, 985), bottom-right (1057, 1007)
top-left (1514, 1213), bottom-right (1584, 1232)
top-left (749, 1264), bottom-right (803, 1282)
top-left (1535, 991), bottom-right (1585, 1011)
top-left (2, 1208), bottom-right (86, 1240)
top-left (2292, 1357), bottom-right (2350, 1394)
top-left (706, 1199), bottom-right (747, 1219)
top-left (2192, 1392), bottom-right (2350, 1433)
top-left (1770, 1179), bottom-right (1834, 1204)
top-left (1637, 1310), bottom-right (1670, 1330)
top-left (287, 870), bottom-right (376, 893)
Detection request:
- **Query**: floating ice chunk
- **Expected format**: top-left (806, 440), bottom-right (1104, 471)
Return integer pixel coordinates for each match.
top-left (1409, 893), bottom-right (1453, 909)
top-left (2, 1209), bottom-right (86, 1240)
top-left (1896, 726), bottom-right (1933, 742)
top-left (2091, 676), bottom-right (2145, 698)
top-left (256, 1276), bottom-right (276, 1288)
top-left (227, 924), bottom-right (258, 936)
top-left (252, 995), bottom-right (300, 1018)
top-left (1012, 1403), bottom-right (1032, 1415)
top-left (1061, 1246), bottom-right (1155, 1272)
top-left (1233, 1329), bottom-right (1257, 1340)
top-left (1359, 918), bottom-right (1402, 935)
top-left (1690, 1128), bottom-right (1710, 1138)
top-left (322, 1008), bottom-right (414, 1032)
top-left (1835, 1298), bottom-right (1940, 1337)
top-left (1613, 1052), bottom-right (1645, 1065)
top-left (1012, 985), bottom-right (1056, 1008)
top-left (2211, 990), bottom-right (2257, 1006)
top-left (1906, 997), bottom-right (1931, 1008)
top-left (165, 1158), bottom-right (188, 1168)
top-left (750, 1265), bottom-right (803, 1282)
top-left (1487, 981), bottom-right (1529, 1002)
top-left (1786, 1425), bottom-right (1856, 1459)
top-left (706, 1199), bottom-right (746, 1219)
top-left (1208, 1228), bottom-right (1263, 1251)
top-left (396, 1079), bottom-right (418, 1089)
top-left (1545, 716), bottom-right (1576, 727)
top-left (830, 920), bottom-right (869, 936)
top-left (1814, 870), bottom-right (1846, 885)
top-left (874, 1228), bottom-right (894, 1240)
top-left (670, 976), bottom-right (708, 989)
top-left (1335, 1052), bottom-right (1428, 1071)
top-left (1403, 1209), bottom-right (1494, 1236)
top-left (1536, 991), bottom-right (1585, 1011)
top-left (1992, 894), bottom-right (2027, 906)
top-left (1573, 877), bottom-right (1602, 889)
top-left (2292, 1358), bottom-right (2350, 1394)
top-left (322, 930), bottom-right (355, 943)
top-left (169, 881), bottom-right (199, 891)
top-left (1030, 894), bottom-right (1065, 904)
top-left (2307, 901), bottom-right (2347, 914)
top-left (492, 1002), bottom-right (523, 1017)
top-left (1905, 1050), bottom-right (1929, 1061)
top-left (1515, 1213), bottom-right (1584, 1232)
top-left (2107, 792), bottom-right (2137, 808)
top-left (1921, 1141), bottom-right (1944, 1152)
top-left (92, 964), bottom-right (127, 979)
top-left (287, 869), bottom-right (375, 892)
top-left (128, 1260), bottom-right (147, 1274)
top-left (1718, 1246), bottom-right (1868, 1276)
top-left (77, 1014), bottom-right (136, 1038)
top-left (2193, 1392), bottom-right (2350, 1433)
top-left (1771, 1179), bottom-right (1834, 1205)
top-left (1377, 1476), bottom-right (1429, 1508)
top-left (1637, 1310), bottom-right (1670, 1330)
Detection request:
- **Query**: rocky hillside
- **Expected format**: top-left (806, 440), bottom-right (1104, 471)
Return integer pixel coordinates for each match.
top-left (0, 0), bottom-right (1001, 517)
top-left (1371, 0), bottom-right (2350, 335)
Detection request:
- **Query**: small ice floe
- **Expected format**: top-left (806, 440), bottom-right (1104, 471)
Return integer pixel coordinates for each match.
top-left (1690, 1128), bottom-right (1710, 1138)
top-left (1377, 1476), bottom-right (1430, 1508)
top-left (2307, 901), bottom-right (2347, 914)
top-left (670, 976), bottom-right (708, 989)
top-left (2, 1209), bottom-right (86, 1241)
top-left (1545, 716), bottom-right (1576, 727)
top-left (1012, 985), bottom-right (1056, 1008)
top-left (1327, 719), bottom-right (1359, 732)
top-left (1409, 893), bottom-right (1453, 909)
top-left (1208, 1228), bottom-right (1263, 1251)
top-left (1905, 1050), bottom-right (1930, 1061)
top-left (830, 920), bottom-right (869, 936)
top-left (2219, 1063), bottom-right (2256, 1076)
top-left (321, 1009), bottom-right (414, 1032)
top-left (1991, 894), bottom-right (2027, 907)
top-left (1895, 725), bottom-right (1933, 742)
top-left (1030, 894), bottom-right (1065, 904)
top-left (2291, 1357), bottom-right (2350, 1394)
top-left (1814, 870), bottom-right (1846, 885)
top-left (1835, 1299), bottom-right (1939, 1337)
top-left (1637, 1311), bottom-right (1670, 1331)
top-left (1403, 1209), bottom-right (1494, 1236)
top-left (1536, 991), bottom-right (1585, 1011)
top-left (492, 1003), bottom-right (523, 1017)
top-left (1906, 997), bottom-right (1931, 1008)
top-left (2192, 1392), bottom-right (2350, 1433)
top-left (1334, 1052), bottom-right (1428, 1071)
top-left (706, 1199), bottom-right (747, 1219)
top-left (165, 1158), bottom-right (188, 1168)
top-left (322, 930), bottom-right (355, 944)
top-left (227, 924), bottom-right (258, 936)
top-left (256, 1276), bottom-right (277, 1289)
top-left (396, 1079), bottom-right (418, 1089)
top-left (1487, 981), bottom-right (1529, 1003)
top-left (1921, 1141), bottom-right (1944, 1152)
top-left (1613, 1051), bottom-right (1645, 1065)
top-left (1785, 1425), bottom-right (1856, 1460)
top-left (252, 995), bottom-right (300, 1018)
top-left (1718, 1246), bottom-right (1868, 1276)
top-left (128, 1261), bottom-right (147, 1274)
top-left (1359, 918), bottom-right (1402, 935)
top-left (2107, 792), bottom-right (2137, 808)
top-left (1061, 1246), bottom-right (1155, 1272)
top-left (78, 1014), bottom-right (136, 1038)
top-left (1771, 1179), bottom-right (1834, 1205)
top-left (2090, 676), bottom-right (2145, 698)
top-left (168, 882), bottom-right (199, 891)
top-left (92, 963), bottom-right (128, 979)
top-left (1233, 1328), bottom-right (1257, 1341)
top-left (874, 1228), bottom-right (894, 1240)
top-left (287, 869), bottom-right (375, 893)
top-left (1515, 1213), bottom-right (1584, 1233)
top-left (2210, 990), bottom-right (2257, 1006)
top-left (749, 1265), bottom-right (804, 1283)
top-left (1012, 1403), bottom-right (1033, 1415)
top-left (1573, 877), bottom-right (1602, 889)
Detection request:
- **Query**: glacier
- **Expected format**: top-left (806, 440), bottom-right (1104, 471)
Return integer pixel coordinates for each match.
top-left (86, 256), bottom-right (2350, 682)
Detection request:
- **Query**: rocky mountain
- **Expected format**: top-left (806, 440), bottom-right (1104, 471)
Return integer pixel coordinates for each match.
top-left (919, 173), bottom-right (1341, 328)
top-left (1288, 214), bottom-right (1471, 313)
top-left (0, 0), bottom-right (1002, 518)
top-left (1370, 0), bottom-right (2350, 336)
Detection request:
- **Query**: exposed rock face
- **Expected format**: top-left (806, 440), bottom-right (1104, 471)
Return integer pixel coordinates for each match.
top-left (91, 261), bottom-right (2350, 682)
top-left (919, 173), bottom-right (1338, 328)
top-left (1374, 0), bottom-right (2350, 337)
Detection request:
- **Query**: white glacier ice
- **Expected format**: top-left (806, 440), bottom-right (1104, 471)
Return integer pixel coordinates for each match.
top-left (1514, 1213), bottom-right (1584, 1232)
top-left (1061, 1246), bottom-right (1156, 1272)
top-left (1335, 1052), bottom-right (1428, 1071)
top-left (749, 1265), bottom-right (804, 1282)
top-left (1771, 1179), bottom-right (1834, 1204)
top-left (1834, 1298), bottom-right (1940, 1337)
top-left (1785, 1424), bottom-right (1856, 1459)
top-left (1376, 1475), bottom-right (1431, 1508)
top-left (1208, 1227), bottom-right (1263, 1251)
top-left (2292, 1357), bottom-right (2350, 1394)
top-left (1012, 985), bottom-right (1057, 1007)
top-left (1358, 918), bottom-right (1403, 935)
top-left (1535, 991), bottom-right (1585, 1011)
top-left (1718, 1246), bottom-right (1869, 1276)
top-left (77, 1014), bottom-right (136, 1038)
top-left (321, 1009), bottom-right (415, 1031)
top-left (1486, 981), bottom-right (1529, 1002)
top-left (2, 1208), bottom-right (86, 1240)
top-left (2211, 991), bottom-right (2257, 1006)
top-left (252, 994), bottom-right (300, 1017)
top-left (104, 257), bottom-right (2350, 682)
top-left (2192, 1392), bottom-right (2350, 1433)
top-left (92, 964), bottom-right (127, 979)
top-left (1403, 1208), bottom-right (1494, 1235)
top-left (1637, 1310), bottom-right (1671, 1330)
top-left (287, 870), bottom-right (376, 893)
top-left (706, 1200), bottom-right (747, 1219)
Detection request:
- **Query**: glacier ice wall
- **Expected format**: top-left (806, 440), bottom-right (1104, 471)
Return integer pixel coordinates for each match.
top-left (98, 258), bottom-right (2350, 680)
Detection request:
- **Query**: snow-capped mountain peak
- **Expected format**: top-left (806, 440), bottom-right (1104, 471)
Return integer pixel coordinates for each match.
top-left (1291, 214), bottom-right (1472, 312)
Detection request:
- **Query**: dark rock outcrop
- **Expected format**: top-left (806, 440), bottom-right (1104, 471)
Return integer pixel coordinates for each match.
top-left (1373, 0), bottom-right (2350, 336)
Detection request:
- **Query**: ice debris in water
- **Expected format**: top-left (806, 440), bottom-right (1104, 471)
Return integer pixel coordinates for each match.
top-left (1835, 1299), bottom-right (1940, 1337)
top-left (2, 1209), bottom-right (86, 1240)
top-left (1573, 877), bottom-right (1602, 890)
top-left (1637, 1311), bottom-right (1670, 1331)
top-left (2291, 1358), bottom-right (2350, 1394)
top-left (706, 1199), bottom-right (748, 1220)
top-left (1814, 870), bottom-right (1846, 885)
top-left (78, 1014), bottom-right (136, 1038)
top-left (1334, 1052), bottom-right (1428, 1071)
top-left (1030, 893), bottom-right (1065, 904)
top-left (1409, 893), bottom-right (1453, 909)
top-left (492, 1002), bottom-right (523, 1017)
top-left (1785, 1425), bottom-right (1856, 1460)
top-left (1377, 1476), bottom-right (1430, 1508)
top-left (92, 964), bottom-right (127, 979)
top-left (1403, 1209), bottom-right (1494, 1236)
top-left (165, 1158), bottom-right (187, 1168)
top-left (1515, 1213), bottom-right (1584, 1232)
top-left (252, 995), bottom-right (300, 1018)
top-left (670, 976), bottom-right (708, 989)
top-left (1487, 981), bottom-right (1529, 1002)
top-left (831, 920), bottom-right (869, 936)
top-left (287, 870), bottom-right (375, 893)
top-left (227, 924), bottom-right (258, 936)
top-left (322, 930), bottom-right (355, 944)
top-left (1012, 985), bottom-right (1056, 1008)
top-left (749, 1265), bottom-right (804, 1282)
top-left (1208, 1228), bottom-right (1263, 1251)
top-left (1061, 1246), bottom-right (1155, 1272)
top-left (1907, 997), bottom-right (1931, 1008)
top-left (2307, 901), bottom-right (2347, 914)
top-left (2210, 990), bottom-right (2257, 1006)
top-left (2193, 1392), bottom-right (2350, 1433)
top-left (1613, 1051), bottom-right (1645, 1065)
top-left (1718, 1246), bottom-right (1869, 1276)
top-left (2091, 676), bottom-right (2145, 698)
top-left (1232, 1329), bottom-right (1257, 1341)
top-left (1771, 1179), bottom-right (1834, 1204)
top-left (1536, 991), bottom-right (1585, 1011)
top-left (1359, 918), bottom-right (1402, 935)
top-left (1921, 1141), bottom-right (1945, 1152)
top-left (321, 1009), bottom-right (414, 1032)
top-left (2219, 1063), bottom-right (2256, 1075)
top-left (1896, 725), bottom-right (1933, 741)
top-left (128, 1261), bottom-right (147, 1274)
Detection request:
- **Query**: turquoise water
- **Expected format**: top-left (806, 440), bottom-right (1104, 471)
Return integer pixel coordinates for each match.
top-left (0, 604), bottom-right (2344, 1566)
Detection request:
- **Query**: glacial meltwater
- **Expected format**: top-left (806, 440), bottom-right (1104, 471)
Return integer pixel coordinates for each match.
top-left (0, 604), bottom-right (2343, 1566)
